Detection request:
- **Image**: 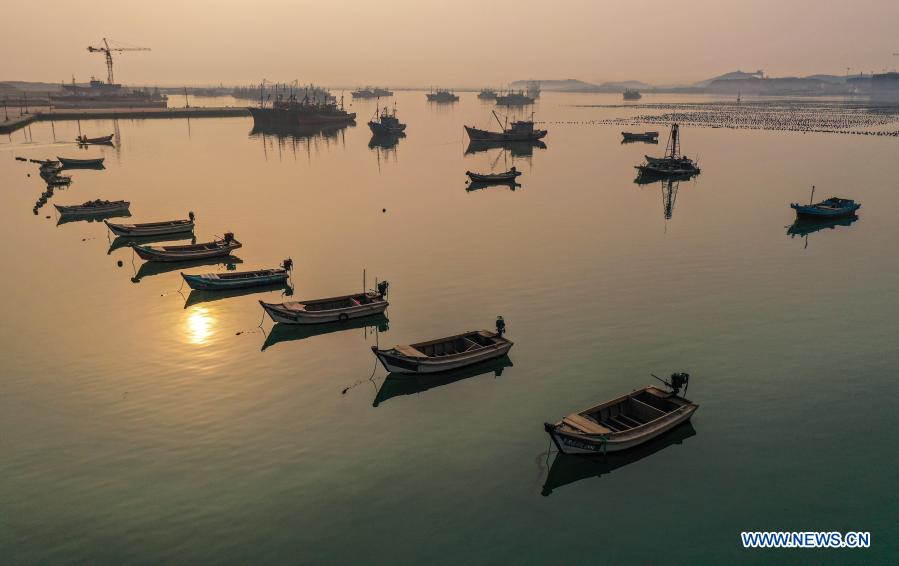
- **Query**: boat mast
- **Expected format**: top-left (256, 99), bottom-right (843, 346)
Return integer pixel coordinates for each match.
top-left (492, 110), bottom-right (506, 131)
top-left (666, 123), bottom-right (680, 159)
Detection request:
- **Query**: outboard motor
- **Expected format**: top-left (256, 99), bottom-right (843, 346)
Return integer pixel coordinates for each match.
top-left (223, 232), bottom-right (234, 243)
top-left (495, 315), bottom-right (506, 336)
top-left (282, 258), bottom-right (293, 271)
top-left (670, 372), bottom-right (689, 395)
top-left (188, 211), bottom-right (195, 221)
top-left (376, 280), bottom-right (389, 298)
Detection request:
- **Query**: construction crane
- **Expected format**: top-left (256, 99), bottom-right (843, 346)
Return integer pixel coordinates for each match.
top-left (87, 38), bottom-right (150, 85)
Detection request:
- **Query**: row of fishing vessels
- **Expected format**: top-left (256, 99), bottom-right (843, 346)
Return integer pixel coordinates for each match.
top-left (352, 87), bottom-right (393, 98)
top-left (248, 91), bottom-right (356, 127)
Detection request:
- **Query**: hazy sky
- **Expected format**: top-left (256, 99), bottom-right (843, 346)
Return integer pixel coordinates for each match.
top-left (3, 0), bottom-right (898, 87)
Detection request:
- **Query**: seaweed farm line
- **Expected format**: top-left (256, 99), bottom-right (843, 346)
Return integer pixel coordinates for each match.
top-left (569, 99), bottom-right (899, 136)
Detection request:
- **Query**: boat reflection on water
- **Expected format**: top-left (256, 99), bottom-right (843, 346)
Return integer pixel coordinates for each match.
top-left (185, 282), bottom-right (293, 309)
top-left (57, 210), bottom-right (131, 226)
top-left (621, 138), bottom-right (659, 145)
top-left (373, 355), bottom-right (512, 407)
top-left (249, 122), bottom-right (354, 157)
top-left (632, 170), bottom-right (696, 186)
top-left (541, 422), bottom-right (697, 496)
top-left (368, 132), bottom-right (405, 150)
top-left (261, 313), bottom-right (389, 352)
top-left (787, 215), bottom-right (858, 240)
top-left (131, 256), bottom-right (243, 283)
top-left (465, 139), bottom-right (547, 158)
top-left (466, 180), bottom-right (521, 192)
top-left (108, 233), bottom-right (195, 255)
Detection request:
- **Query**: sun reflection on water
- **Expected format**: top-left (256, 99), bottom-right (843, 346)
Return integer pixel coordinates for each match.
top-left (185, 306), bottom-right (215, 345)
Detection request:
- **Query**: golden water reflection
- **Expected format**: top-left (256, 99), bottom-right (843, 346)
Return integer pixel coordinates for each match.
top-left (184, 306), bottom-right (215, 345)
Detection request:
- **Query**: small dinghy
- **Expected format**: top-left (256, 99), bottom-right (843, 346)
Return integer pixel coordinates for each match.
top-left (791, 186), bottom-right (860, 219)
top-left (55, 199), bottom-right (130, 216)
top-left (544, 373), bottom-right (698, 455)
top-left (371, 317), bottom-right (513, 375)
top-left (58, 156), bottom-right (105, 168)
top-left (466, 167), bottom-right (521, 183)
top-left (131, 232), bottom-right (242, 262)
top-left (260, 281), bottom-right (389, 325)
top-left (76, 134), bottom-right (114, 145)
top-left (182, 259), bottom-right (292, 290)
top-left (105, 212), bottom-right (195, 237)
top-left (622, 131), bottom-right (659, 142)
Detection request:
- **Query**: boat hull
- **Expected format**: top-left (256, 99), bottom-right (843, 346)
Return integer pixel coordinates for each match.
top-left (105, 219), bottom-right (194, 237)
top-left (182, 270), bottom-right (289, 290)
top-left (248, 106), bottom-right (357, 127)
top-left (466, 171), bottom-right (521, 182)
top-left (545, 386), bottom-right (699, 455)
top-left (372, 340), bottom-right (513, 375)
top-left (368, 122), bottom-right (406, 135)
top-left (132, 241), bottom-right (241, 262)
top-left (791, 203), bottom-right (861, 218)
top-left (55, 201), bottom-right (130, 216)
top-left (464, 126), bottom-right (546, 142)
top-left (259, 297), bottom-right (388, 325)
top-left (57, 157), bottom-right (105, 168)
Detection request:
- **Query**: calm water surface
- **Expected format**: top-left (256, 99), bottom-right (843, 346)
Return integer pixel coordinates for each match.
top-left (1, 92), bottom-right (897, 564)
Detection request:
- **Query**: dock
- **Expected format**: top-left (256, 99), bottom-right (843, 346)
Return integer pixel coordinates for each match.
top-left (1, 106), bottom-right (249, 134)
top-left (0, 113), bottom-right (39, 134)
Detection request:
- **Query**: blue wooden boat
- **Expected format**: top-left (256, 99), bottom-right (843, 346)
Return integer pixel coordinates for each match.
top-left (181, 259), bottom-right (292, 290)
top-left (791, 196), bottom-right (860, 219)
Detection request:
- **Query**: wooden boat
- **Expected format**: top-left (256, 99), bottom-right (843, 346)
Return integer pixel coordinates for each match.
top-left (622, 131), bottom-right (659, 141)
top-left (182, 259), bottom-right (292, 290)
top-left (636, 162), bottom-right (700, 176)
top-left (260, 281), bottom-right (389, 325)
top-left (371, 317), bottom-right (513, 375)
top-left (466, 168), bottom-right (521, 183)
top-left (791, 188), bottom-right (860, 218)
top-left (105, 212), bottom-right (195, 237)
top-left (465, 111), bottom-right (547, 142)
top-left (55, 199), bottom-right (129, 216)
top-left (131, 233), bottom-right (241, 262)
top-left (76, 134), bottom-right (114, 144)
top-left (57, 156), bottom-right (105, 168)
top-left (544, 373), bottom-right (697, 455)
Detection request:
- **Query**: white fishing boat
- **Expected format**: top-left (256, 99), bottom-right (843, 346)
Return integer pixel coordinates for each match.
top-left (260, 281), bottom-right (389, 324)
top-left (371, 317), bottom-right (513, 375)
top-left (545, 373), bottom-right (698, 455)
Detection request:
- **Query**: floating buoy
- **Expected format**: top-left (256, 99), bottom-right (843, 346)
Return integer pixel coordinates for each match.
top-left (382, 208), bottom-right (386, 213)
top-left (117, 260), bottom-right (123, 267)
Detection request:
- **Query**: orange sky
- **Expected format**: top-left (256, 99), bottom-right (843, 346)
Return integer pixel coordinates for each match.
top-left (2, 0), bottom-right (898, 87)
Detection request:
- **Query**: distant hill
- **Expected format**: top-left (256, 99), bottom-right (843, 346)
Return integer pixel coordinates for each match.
top-left (510, 79), bottom-right (600, 91)
top-left (804, 74), bottom-right (846, 84)
top-left (693, 70), bottom-right (764, 87)
top-left (510, 78), bottom-right (652, 92)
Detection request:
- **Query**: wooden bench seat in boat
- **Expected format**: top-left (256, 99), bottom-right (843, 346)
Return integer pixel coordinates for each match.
top-left (395, 345), bottom-right (426, 358)
top-left (562, 414), bottom-right (611, 435)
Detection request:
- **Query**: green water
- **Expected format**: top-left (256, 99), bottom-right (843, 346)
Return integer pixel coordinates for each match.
top-left (1, 92), bottom-right (896, 564)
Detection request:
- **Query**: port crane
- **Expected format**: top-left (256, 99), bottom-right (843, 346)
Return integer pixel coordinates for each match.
top-left (87, 38), bottom-right (150, 85)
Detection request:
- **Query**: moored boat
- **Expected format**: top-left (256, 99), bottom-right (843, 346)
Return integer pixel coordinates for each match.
top-left (105, 212), bottom-right (195, 237)
top-left (635, 124), bottom-right (700, 178)
top-left (55, 199), bottom-right (129, 216)
top-left (260, 281), bottom-right (389, 325)
top-left (495, 90), bottom-right (534, 106)
top-left (182, 259), bottom-right (292, 290)
top-left (465, 111), bottom-right (547, 142)
top-left (466, 167), bottom-right (520, 183)
top-left (426, 89), bottom-right (459, 102)
top-left (544, 373), bottom-right (698, 455)
top-left (477, 88), bottom-right (498, 100)
top-left (622, 131), bottom-right (659, 142)
top-left (371, 317), bottom-right (513, 375)
top-left (57, 156), bottom-right (105, 168)
top-left (791, 187), bottom-right (860, 218)
top-left (131, 232), bottom-right (242, 262)
top-left (368, 103), bottom-right (407, 135)
top-left (623, 89), bottom-right (642, 100)
top-left (76, 134), bottom-right (114, 144)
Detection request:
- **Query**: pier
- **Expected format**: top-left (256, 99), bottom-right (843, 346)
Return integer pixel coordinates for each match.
top-left (0, 106), bottom-right (249, 134)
